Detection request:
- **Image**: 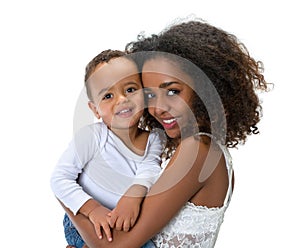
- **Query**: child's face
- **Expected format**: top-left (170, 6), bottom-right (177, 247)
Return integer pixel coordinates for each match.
top-left (87, 57), bottom-right (144, 130)
top-left (142, 57), bottom-right (196, 139)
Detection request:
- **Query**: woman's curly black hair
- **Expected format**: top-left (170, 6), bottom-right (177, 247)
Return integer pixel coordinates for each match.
top-left (126, 19), bottom-right (270, 157)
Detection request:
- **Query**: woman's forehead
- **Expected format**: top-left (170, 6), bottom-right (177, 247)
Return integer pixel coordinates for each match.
top-left (142, 57), bottom-right (194, 88)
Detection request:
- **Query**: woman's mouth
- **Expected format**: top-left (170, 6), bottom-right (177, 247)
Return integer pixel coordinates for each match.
top-left (162, 118), bottom-right (178, 129)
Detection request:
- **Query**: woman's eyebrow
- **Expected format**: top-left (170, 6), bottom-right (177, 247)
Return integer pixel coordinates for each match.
top-left (159, 81), bottom-right (180, 88)
top-left (143, 87), bottom-right (151, 91)
top-left (143, 82), bottom-right (180, 91)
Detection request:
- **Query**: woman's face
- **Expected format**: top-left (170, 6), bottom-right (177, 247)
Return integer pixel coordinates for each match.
top-left (142, 57), bottom-right (196, 139)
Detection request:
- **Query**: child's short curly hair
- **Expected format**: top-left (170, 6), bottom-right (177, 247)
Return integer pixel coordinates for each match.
top-left (84, 49), bottom-right (126, 101)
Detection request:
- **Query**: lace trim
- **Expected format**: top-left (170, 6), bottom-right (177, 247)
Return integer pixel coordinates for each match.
top-left (153, 200), bottom-right (226, 247)
top-left (184, 201), bottom-right (225, 211)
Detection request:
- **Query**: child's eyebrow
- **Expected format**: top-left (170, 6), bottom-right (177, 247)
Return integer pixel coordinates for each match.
top-left (97, 87), bottom-right (109, 96)
top-left (124, 81), bottom-right (140, 87)
top-left (97, 81), bottom-right (141, 96)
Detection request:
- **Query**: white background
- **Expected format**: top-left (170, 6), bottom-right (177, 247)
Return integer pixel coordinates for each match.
top-left (1, 0), bottom-right (299, 247)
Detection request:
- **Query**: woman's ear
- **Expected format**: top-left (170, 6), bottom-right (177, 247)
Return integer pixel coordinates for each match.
top-left (88, 101), bottom-right (101, 119)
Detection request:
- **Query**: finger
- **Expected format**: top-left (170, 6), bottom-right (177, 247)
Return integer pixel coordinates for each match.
top-left (94, 223), bottom-right (103, 239)
top-left (109, 214), bottom-right (116, 228)
top-left (102, 223), bottom-right (113, 242)
top-left (115, 217), bottom-right (123, 231)
top-left (123, 218), bottom-right (131, 232)
top-left (130, 215), bottom-right (136, 227)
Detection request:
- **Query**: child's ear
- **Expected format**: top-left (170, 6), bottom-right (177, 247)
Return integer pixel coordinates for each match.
top-left (88, 101), bottom-right (101, 119)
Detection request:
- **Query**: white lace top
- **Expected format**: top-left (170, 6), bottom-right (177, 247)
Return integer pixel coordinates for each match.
top-left (152, 134), bottom-right (233, 248)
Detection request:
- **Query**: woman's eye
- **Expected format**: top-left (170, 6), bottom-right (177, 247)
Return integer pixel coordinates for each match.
top-left (145, 92), bottom-right (156, 99)
top-left (167, 89), bottom-right (180, 96)
top-left (103, 93), bottom-right (113, 100)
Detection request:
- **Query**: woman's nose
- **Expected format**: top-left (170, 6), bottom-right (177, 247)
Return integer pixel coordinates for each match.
top-left (152, 96), bottom-right (170, 115)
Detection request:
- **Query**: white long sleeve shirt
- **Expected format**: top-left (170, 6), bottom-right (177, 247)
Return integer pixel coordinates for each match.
top-left (50, 122), bottom-right (162, 215)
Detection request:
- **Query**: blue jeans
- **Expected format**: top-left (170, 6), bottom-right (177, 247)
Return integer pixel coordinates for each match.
top-left (63, 214), bottom-right (156, 248)
top-left (141, 240), bottom-right (156, 248)
top-left (63, 214), bottom-right (85, 248)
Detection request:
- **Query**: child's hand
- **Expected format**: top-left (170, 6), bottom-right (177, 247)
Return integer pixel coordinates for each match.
top-left (88, 205), bottom-right (112, 242)
top-left (108, 196), bottom-right (141, 232)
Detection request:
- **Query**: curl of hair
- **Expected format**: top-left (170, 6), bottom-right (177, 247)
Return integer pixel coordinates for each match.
top-left (128, 20), bottom-right (271, 155)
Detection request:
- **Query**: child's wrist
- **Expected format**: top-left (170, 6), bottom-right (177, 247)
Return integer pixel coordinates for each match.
top-left (122, 195), bottom-right (144, 205)
top-left (86, 206), bottom-right (99, 219)
top-left (125, 184), bottom-right (147, 197)
top-left (79, 199), bottom-right (100, 218)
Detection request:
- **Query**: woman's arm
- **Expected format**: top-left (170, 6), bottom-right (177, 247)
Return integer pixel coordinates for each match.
top-left (62, 137), bottom-right (216, 248)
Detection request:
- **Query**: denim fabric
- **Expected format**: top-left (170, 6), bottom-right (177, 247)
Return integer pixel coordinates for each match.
top-left (63, 214), bottom-right (155, 248)
top-left (141, 240), bottom-right (156, 248)
top-left (63, 214), bottom-right (85, 248)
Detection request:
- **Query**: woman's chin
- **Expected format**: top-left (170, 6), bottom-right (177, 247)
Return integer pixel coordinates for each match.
top-left (165, 129), bottom-right (181, 139)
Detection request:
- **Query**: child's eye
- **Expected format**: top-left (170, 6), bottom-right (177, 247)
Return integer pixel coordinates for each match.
top-left (126, 87), bottom-right (137, 94)
top-left (167, 89), bottom-right (180, 96)
top-left (102, 93), bottom-right (113, 100)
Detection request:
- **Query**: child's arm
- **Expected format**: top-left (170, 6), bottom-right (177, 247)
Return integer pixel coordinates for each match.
top-left (61, 136), bottom-right (210, 248)
top-left (108, 184), bottom-right (147, 232)
top-left (78, 198), bottom-right (113, 242)
top-left (50, 125), bottom-right (99, 215)
top-left (107, 130), bottom-right (162, 231)
top-left (52, 124), bottom-right (114, 242)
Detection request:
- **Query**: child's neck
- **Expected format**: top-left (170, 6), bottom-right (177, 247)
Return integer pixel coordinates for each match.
top-left (110, 125), bottom-right (147, 156)
top-left (111, 125), bottom-right (139, 143)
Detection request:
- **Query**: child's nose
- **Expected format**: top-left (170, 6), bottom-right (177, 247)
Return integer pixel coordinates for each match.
top-left (116, 94), bottom-right (128, 104)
